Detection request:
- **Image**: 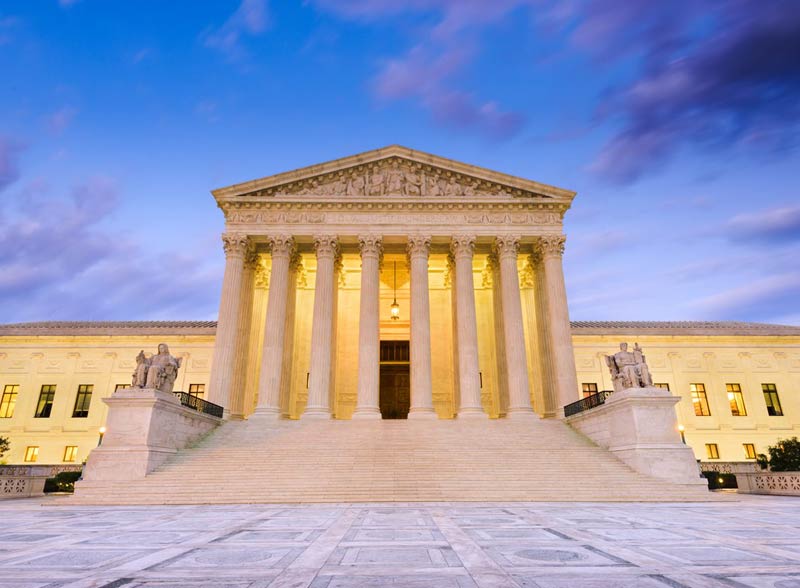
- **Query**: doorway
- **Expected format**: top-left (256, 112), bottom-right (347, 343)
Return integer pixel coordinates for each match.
top-left (379, 341), bottom-right (410, 419)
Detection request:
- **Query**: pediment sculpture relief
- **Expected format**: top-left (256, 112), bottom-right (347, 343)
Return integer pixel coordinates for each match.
top-left (260, 157), bottom-right (533, 199)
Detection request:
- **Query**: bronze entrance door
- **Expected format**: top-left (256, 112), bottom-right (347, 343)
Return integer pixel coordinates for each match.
top-left (379, 341), bottom-right (410, 419)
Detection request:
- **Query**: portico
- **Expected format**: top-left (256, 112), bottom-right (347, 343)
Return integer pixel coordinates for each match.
top-left (207, 146), bottom-right (580, 420)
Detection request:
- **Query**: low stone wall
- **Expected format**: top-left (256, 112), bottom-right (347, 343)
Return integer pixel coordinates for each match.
top-left (0, 465), bottom-right (52, 499)
top-left (735, 471), bottom-right (800, 496)
top-left (77, 388), bottom-right (220, 487)
top-left (566, 386), bottom-right (707, 487)
top-left (700, 461), bottom-right (761, 475)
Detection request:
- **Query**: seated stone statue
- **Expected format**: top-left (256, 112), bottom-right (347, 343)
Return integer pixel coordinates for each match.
top-left (605, 342), bottom-right (653, 392)
top-left (131, 344), bottom-right (183, 393)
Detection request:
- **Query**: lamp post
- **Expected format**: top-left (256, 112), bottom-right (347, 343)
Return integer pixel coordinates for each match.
top-left (678, 424), bottom-right (686, 444)
top-left (390, 261), bottom-right (400, 320)
top-left (98, 426), bottom-right (106, 446)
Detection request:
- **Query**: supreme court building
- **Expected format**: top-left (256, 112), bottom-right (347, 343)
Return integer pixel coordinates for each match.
top-left (207, 145), bottom-right (578, 421)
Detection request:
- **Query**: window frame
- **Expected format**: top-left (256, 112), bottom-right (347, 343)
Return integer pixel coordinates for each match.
top-left (654, 383), bottom-right (670, 391)
top-left (762, 384), bottom-right (784, 416)
top-left (0, 384), bottom-right (19, 418)
top-left (188, 384), bottom-right (205, 399)
top-left (72, 384), bottom-right (93, 418)
top-left (690, 383), bottom-right (711, 416)
top-left (63, 445), bottom-right (78, 462)
top-left (743, 443), bottom-right (757, 460)
top-left (581, 383), bottom-right (598, 398)
top-left (24, 446), bottom-right (39, 462)
top-left (705, 443), bottom-right (720, 460)
top-left (34, 385), bottom-right (57, 418)
top-left (726, 383), bottom-right (747, 417)
top-left (114, 384), bottom-right (130, 392)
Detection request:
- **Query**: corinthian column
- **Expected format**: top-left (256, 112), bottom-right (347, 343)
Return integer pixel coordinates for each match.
top-left (304, 235), bottom-right (339, 419)
top-left (253, 236), bottom-right (295, 418)
top-left (450, 235), bottom-right (487, 418)
top-left (353, 235), bottom-right (383, 419)
top-left (407, 235), bottom-right (436, 419)
top-left (228, 248), bottom-right (259, 419)
top-left (534, 235), bottom-right (579, 415)
top-left (494, 236), bottom-right (535, 417)
top-left (208, 233), bottom-right (250, 413)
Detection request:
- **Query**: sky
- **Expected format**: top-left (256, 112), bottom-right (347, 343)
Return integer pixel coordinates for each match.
top-left (1, 0), bottom-right (799, 325)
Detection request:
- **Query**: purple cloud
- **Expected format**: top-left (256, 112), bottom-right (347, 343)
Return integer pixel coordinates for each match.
top-left (204, 0), bottom-right (270, 62)
top-left (726, 205), bottom-right (800, 245)
top-left (0, 137), bottom-right (23, 192)
top-left (690, 272), bottom-right (800, 322)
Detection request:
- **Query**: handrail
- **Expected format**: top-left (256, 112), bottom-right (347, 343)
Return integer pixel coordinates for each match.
top-left (564, 390), bottom-right (613, 417)
top-left (173, 391), bottom-right (224, 418)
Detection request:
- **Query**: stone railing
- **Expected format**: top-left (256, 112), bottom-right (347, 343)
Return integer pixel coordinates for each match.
top-left (700, 461), bottom-right (761, 475)
top-left (0, 465), bottom-right (52, 500)
top-left (735, 471), bottom-right (800, 496)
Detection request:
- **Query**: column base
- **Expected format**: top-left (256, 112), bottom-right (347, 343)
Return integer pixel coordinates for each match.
top-left (249, 407), bottom-right (282, 420)
top-left (408, 408), bottom-right (438, 420)
top-left (302, 408), bottom-right (333, 419)
top-left (457, 408), bottom-right (488, 419)
top-left (352, 408), bottom-right (382, 420)
top-left (505, 409), bottom-right (539, 420)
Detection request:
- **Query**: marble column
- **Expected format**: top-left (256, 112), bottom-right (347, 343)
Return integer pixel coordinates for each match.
top-left (407, 235), bottom-right (436, 419)
top-left (353, 235), bottom-right (383, 419)
top-left (494, 236), bottom-right (535, 417)
top-left (208, 233), bottom-right (251, 413)
top-left (535, 235), bottom-right (579, 416)
top-left (228, 248), bottom-right (259, 419)
top-left (530, 249), bottom-right (556, 417)
top-left (487, 253), bottom-right (509, 416)
top-left (304, 235), bottom-right (339, 419)
top-left (450, 235), bottom-right (487, 418)
top-left (279, 251), bottom-right (302, 418)
top-left (253, 236), bottom-right (295, 418)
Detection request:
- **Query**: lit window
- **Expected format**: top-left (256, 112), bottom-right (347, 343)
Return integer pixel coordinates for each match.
top-left (654, 383), bottom-right (670, 391)
top-left (690, 384), bottom-right (711, 416)
top-left (0, 385), bottom-right (19, 418)
top-left (762, 384), bottom-right (783, 416)
top-left (72, 385), bottom-right (93, 418)
top-left (189, 384), bottom-right (205, 400)
top-left (63, 445), bottom-right (78, 462)
top-left (705, 443), bottom-right (720, 459)
top-left (581, 383), bottom-right (598, 398)
top-left (24, 446), bottom-right (39, 462)
top-left (114, 384), bottom-right (130, 392)
top-left (726, 383), bottom-right (747, 417)
top-left (743, 443), bottom-right (757, 460)
top-left (34, 385), bottom-right (56, 418)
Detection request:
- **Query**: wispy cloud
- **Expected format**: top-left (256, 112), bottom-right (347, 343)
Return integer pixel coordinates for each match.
top-left (0, 136), bottom-right (23, 192)
top-left (203, 0), bottom-right (270, 62)
top-left (689, 272), bottom-right (800, 322)
top-left (46, 106), bottom-right (78, 135)
top-left (726, 205), bottom-right (800, 245)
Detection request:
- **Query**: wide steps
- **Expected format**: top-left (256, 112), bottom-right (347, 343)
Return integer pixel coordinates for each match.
top-left (71, 418), bottom-right (715, 504)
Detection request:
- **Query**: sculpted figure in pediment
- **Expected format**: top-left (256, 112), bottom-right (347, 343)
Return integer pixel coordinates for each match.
top-left (404, 169), bottom-right (423, 196)
top-left (346, 174), bottom-right (365, 196)
top-left (426, 175), bottom-right (441, 196)
top-left (444, 179), bottom-right (460, 196)
top-left (368, 170), bottom-right (385, 196)
top-left (386, 164), bottom-right (403, 194)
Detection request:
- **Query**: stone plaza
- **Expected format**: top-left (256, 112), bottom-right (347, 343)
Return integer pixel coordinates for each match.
top-left (2, 495), bottom-right (800, 588)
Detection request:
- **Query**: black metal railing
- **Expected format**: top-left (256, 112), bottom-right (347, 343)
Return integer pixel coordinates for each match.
top-left (173, 392), bottom-right (224, 418)
top-left (564, 390), bottom-right (614, 417)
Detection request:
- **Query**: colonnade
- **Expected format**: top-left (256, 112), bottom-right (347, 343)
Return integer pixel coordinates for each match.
top-left (207, 233), bottom-right (579, 420)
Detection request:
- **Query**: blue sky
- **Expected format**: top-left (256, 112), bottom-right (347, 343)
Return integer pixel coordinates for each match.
top-left (1, 0), bottom-right (798, 324)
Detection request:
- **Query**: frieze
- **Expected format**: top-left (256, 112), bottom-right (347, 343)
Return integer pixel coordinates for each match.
top-left (248, 157), bottom-right (541, 199)
top-left (225, 210), bottom-right (562, 227)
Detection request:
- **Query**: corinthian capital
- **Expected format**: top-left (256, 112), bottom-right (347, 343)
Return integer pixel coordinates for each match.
top-left (313, 235), bottom-right (339, 259)
top-left (493, 235), bottom-right (521, 260)
top-left (450, 234), bottom-right (476, 258)
top-left (534, 235), bottom-right (566, 258)
top-left (243, 249), bottom-right (261, 270)
top-left (406, 235), bottom-right (432, 259)
top-left (267, 235), bottom-right (296, 260)
top-left (221, 233), bottom-right (250, 258)
top-left (358, 235), bottom-right (383, 259)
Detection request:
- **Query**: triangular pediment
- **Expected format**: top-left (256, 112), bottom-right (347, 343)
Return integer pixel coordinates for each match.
top-left (212, 145), bottom-right (575, 203)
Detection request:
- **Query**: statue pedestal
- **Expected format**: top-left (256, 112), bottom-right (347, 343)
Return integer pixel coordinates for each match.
top-left (566, 386), bottom-right (705, 487)
top-left (77, 388), bottom-right (220, 485)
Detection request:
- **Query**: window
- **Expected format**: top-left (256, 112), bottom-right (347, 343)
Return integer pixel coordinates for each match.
top-left (726, 383), bottom-right (747, 417)
top-left (582, 383), bottom-right (598, 398)
top-left (654, 383), bottom-right (670, 391)
top-left (0, 384), bottom-right (19, 418)
top-left (690, 384), bottom-right (710, 416)
top-left (24, 446), bottom-right (39, 462)
top-left (762, 384), bottom-right (784, 416)
top-left (114, 384), bottom-right (130, 392)
top-left (705, 443), bottom-right (720, 459)
top-left (34, 385), bottom-right (56, 418)
top-left (63, 445), bottom-right (78, 462)
top-left (188, 384), bottom-right (205, 399)
top-left (743, 443), bottom-right (757, 460)
top-left (72, 385), bottom-right (93, 418)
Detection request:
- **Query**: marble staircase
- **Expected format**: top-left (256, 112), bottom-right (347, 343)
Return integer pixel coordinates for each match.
top-left (71, 418), bottom-right (715, 504)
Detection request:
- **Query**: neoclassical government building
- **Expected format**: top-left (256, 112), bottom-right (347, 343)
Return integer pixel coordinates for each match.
top-left (1, 146), bottom-right (799, 472)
